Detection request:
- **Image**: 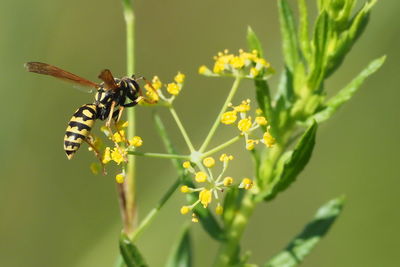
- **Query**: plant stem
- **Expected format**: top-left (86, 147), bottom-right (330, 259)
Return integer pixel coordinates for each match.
top-left (128, 150), bottom-right (189, 160)
top-left (202, 135), bottom-right (242, 158)
top-left (169, 106), bottom-right (196, 153)
top-left (122, 0), bottom-right (136, 236)
top-left (130, 178), bottom-right (181, 241)
top-left (199, 76), bottom-right (242, 153)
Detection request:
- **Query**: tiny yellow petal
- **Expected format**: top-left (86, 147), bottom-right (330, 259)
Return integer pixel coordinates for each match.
top-left (238, 118), bottom-right (252, 133)
top-left (255, 108), bottom-right (263, 115)
top-left (250, 67), bottom-right (259, 77)
top-left (111, 148), bottom-right (126, 165)
top-left (102, 147), bottom-right (112, 164)
top-left (174, 72), bottom-right (185, 84)
top-left (167, 82), bottom-right (180, 95)
top-left (223, 177), bottom-right (233, 186)
top-left (246, 139), bottom-right (258, 151)
top-left (182, 161), bottom-right (191, 169)
top-left (129, 136), bottom-right (143, 147)
top-left (220, 154), bottom-right (233, 162)
top-left (180, 206), bottom-right (190, 215)
top-left (113, 131), bottom-right (125, 143)
top-left (198, 65), bottom-right (208, 74)
top-left (221, 111), bottom-right (237, 125)
top-left (203, 157), bottom-right (215, 168)
top-left (230, 56), bottom-right (245, 69)
top-left (199, 189), bottom-right (212, 208)
top-left (216, 203), bottom-right (223, 215)
top-left (255, 116), bottom-right (268, 126)
top-left (239, 178), bottom-right (253, 190)
top-left (192, 213), bottom-right (199, 223)
top-left (152, 76), bottom-right (162, 90)
top-left (263, 131), bottom-right (276, 148)
top-left (115, 173), bottom-right (125, 184)
top-left (195, 171), bottom-right (208, 183)
top-left (180, 185), bottom-right (190, 193)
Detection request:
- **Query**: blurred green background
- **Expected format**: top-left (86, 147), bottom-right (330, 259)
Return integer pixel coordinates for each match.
top-left (0, 0), bottom-right (398, 266)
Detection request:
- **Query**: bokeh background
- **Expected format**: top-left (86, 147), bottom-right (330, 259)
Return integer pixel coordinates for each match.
top-left (0, 0), bottom-right (398, 266)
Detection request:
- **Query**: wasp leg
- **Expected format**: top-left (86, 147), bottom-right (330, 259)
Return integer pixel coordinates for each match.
top-left (85, 137), bottom-right (107, 175)
top-left (134, 76), bottom-right (158, 104)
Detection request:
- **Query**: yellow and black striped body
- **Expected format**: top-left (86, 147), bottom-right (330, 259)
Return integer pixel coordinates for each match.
top-left (64, 104), bottom-right (98, 159)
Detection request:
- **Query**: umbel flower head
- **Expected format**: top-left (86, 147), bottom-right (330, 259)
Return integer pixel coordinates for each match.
top-left (221, 99), bottom-right (276, 150)
top-left (179, 154), bottom-right (254, 221)
top-left (144, 72), bottom-right (186, 104)
top-left (198, 49), bottom-right (273, 79)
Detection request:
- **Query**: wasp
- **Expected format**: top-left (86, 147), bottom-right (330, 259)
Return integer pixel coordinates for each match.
top-left (25, 62), bottom-right (156, 162)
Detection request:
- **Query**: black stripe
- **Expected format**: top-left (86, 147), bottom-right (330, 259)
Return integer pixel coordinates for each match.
top-left (68, 121), bottom-right (91, 131)
top-left (73, 105), bottom-right (98, 121)
top-left (65, 131), bottom-right (86, 140)
top-left (65, 150), bottom-right (75, 156)
top-left (64, 141), bottom-right (81, 149)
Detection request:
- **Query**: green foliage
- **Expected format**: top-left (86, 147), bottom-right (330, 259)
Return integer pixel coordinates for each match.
top-left (119, 234), bottom-right (148, 267)
top-left (261, 121), bottom-right (318, 201)
top-left (166, 226), bottom-right (193, 267)
top-left (265, 196), bottom-right (345, 267)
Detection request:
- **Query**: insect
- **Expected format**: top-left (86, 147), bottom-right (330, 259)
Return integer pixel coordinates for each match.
top-left (25, 62), bottom-right (156, 162)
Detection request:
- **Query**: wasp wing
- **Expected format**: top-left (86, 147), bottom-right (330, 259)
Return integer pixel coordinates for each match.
top-left (98, 69), bottom-right (119, 91)
top-left (25, 62), bottom-right (100, 91)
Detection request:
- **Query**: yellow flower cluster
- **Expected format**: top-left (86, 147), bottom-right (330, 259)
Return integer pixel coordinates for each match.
top-left (144, 72), bottom-right (186, 103)
top-left (179, 154), bottom-right (254, 221)
top-left (221, 100), bottom-right (276, 150)
top-left (198, 49), bottom-right (271, 78)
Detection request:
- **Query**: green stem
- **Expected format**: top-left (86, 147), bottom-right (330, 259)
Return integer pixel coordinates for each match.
top-left (122, 0), bottom-right (136, 236)
top-left (199, 76), bottom-right (242, 153)
top-left (169, 106), bottom-right (195, 153)
top-left (202, 135), bottom-right (242, 158)
top-left (128, 151), bottom-right (189, 160)
top-left (129, 178), bottom-right (181, 241)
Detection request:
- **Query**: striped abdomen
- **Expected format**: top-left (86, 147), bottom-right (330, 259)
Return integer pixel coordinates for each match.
top-left (64, 104), bottom-right (98, 159)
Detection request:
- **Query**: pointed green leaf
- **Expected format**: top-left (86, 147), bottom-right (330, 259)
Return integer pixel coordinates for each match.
top-left (166, 226), bottom-right (193, 267)
top-left (262, 121), bottom-right (318, 201)
top-left (278, 0), bottom-right (300, 73)
top-left (312, 56), bottom-right (385, 124)
top-left (298, 0), bottom-right (311, 62)
top-left (247, 26), bottom-right (264, 57)
top-left (264, 196), bottom-right (345, 267)
top-left (119, 234), bottom-right (148, 267)
top-left (153, 112), bottom-right (225, 241)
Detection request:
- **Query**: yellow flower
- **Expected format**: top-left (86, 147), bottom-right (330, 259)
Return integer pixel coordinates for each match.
top-left (263, 131), bottom-right (276, 148)
top-left (203, 157), bottom-right (215, 168)
top-left (213, 61), bottom-right (225, 74)
top-left (239, 51), bottom-right (257, 62)
top-left (223, 177), bottom-right (233, 186)
top-left (240, 178), bottom-right (253, 190)
top-left (129, 136), bottom-right (143, 147)
top-left (111, 148), bottom-right (126, 165)
top-left (180, 206), bottom-right (190, 215)
top-left (250, 67), bottom-right (259, 77)
top-left (174, 72), bottom-right (185, 84)
top-left (180, 185), bottom-right (190, 193)
top-left (199, 189), bottom-right (212, 208)
top-left (102, 147), bottom-right (112, 164)
top-left (145, 87), bottom-right (159, 102)
top-left (246, 139), bottom-right (257, 151)
top-left (195, 171), bottom-right (208, 183)
top-left (182, 161), bottom-right (191, 169)
top-left (255, 108), bottom-right (263, 115)
top-left (115, 173), bottom-right (125, 184)
top-left (152, 76), bottom-right (162, 90)
top-left (221, 111), bottom-right (237, 125)
top-left (238, 117), bottom-right (252, 133)
top-left (113, 131), bottom-right (125, 143)
top-left (230, 56), bottom-right (245, 69)
top-left (216, 203), bottom-right (223, 215)
top-left (219, 154), bottom-right (234, 162)
top-left (116, 120), bottom-right (129, 130)
top-left (167, 82), bottom-right (180, 95)
top-left (234, 100), bottom-right (251, 112)
top-left (255, 116), bottom-right (268, 126)
top-left (198, 65), bottom-right (208, 74)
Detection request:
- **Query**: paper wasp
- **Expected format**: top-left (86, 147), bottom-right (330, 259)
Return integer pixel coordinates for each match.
top-left (25, 62), bottom-right (156, 162)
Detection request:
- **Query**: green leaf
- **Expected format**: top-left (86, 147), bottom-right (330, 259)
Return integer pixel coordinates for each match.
top-left (119, 234), bottom-right (148, 267)
top-left (264, 196), bottom-right (345, 267)
top-left (152, 112), bottom-right (225, 241)
top-left (262, 121), bottom-right (318, 201)
top-left (246, 26), bottom-right (264, 57)
top-left (222, 187), bottom-right (245, 229)
top-left (308, 11), bottom-right (331, 91)
top-left (274, 66), bottom-right (295, 131)
top-left (166, 225), bottom-right (193, 267)
top-left (278, 0), bottom-right (300, 73)
top-left (298, 0), bottom-right (311, 63)
top-left (311, 55), bottom-right (385, 124)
